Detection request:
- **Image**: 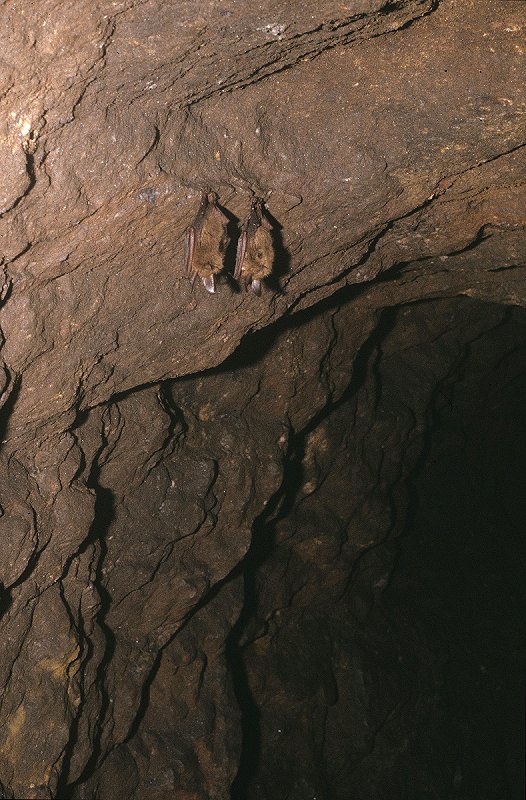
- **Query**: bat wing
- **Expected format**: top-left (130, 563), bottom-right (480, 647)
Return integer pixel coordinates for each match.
top-left (234, 231), bottom-right (247, 280)
top-left (183, 226), bottom-right (195, 277)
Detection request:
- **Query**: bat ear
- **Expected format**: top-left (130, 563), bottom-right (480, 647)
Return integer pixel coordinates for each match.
top-left (203, 275), bottom-right (216, 293)
top-left (250, 279), bottom-right (261, 296)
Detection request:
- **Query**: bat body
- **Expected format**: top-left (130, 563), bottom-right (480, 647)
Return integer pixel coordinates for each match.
top-left (184, 192), bottom-right (229, 293)
top-left (234, 198), bottom-right (274, 296)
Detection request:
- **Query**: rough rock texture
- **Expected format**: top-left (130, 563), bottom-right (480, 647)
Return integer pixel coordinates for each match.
top-left (0, 1), bottom-right (525, 798)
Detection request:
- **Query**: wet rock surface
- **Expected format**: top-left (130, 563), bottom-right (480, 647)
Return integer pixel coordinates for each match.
top-left (0, 1), bottom-right (524, 798)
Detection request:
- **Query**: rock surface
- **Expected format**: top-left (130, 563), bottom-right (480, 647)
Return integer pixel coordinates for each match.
top-left (0, 1), bottom-right (524, 798)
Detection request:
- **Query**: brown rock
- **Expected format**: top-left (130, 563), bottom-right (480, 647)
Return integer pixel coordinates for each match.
top-left (0, 1), bottom-right (524, 798)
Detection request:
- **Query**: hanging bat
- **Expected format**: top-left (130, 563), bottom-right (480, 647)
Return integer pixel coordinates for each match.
top-left (184, 191), bottom-right (229, 293)
top-left (234, 198), bottom-right (274, 296)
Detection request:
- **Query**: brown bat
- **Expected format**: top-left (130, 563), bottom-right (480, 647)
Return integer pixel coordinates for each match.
top-left (234, 198), bottom-right (274, 296)
top-left (184, 191), bottom-right (229, 293)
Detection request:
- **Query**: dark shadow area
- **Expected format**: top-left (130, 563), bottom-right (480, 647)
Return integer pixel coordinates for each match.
top-left (382, 307), bottom-right (526, 800)
top-left (227, 299), bottom-right (526, 800)
top-left (216, 198), bottom-right (243, 293)
top-left (56, 455), bottom-right (117, 798)
top-left (261, 202), bottom-right (290, 294)
top-left (227, 307), bottom-right (400, 798)
top-left (0, 370), bottom-right (20, 447)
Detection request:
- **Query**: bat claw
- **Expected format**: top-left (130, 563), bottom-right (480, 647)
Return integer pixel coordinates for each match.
top-left (184, 227), bottom-right (195, 277)
top-left (203, 275), bottom-right (216, 293)
top-left (234, 232), bottom-right (247, 281)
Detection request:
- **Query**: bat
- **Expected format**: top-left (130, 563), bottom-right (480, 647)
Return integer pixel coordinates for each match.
top-left (184, 191), bottom-right (229, 293)
top-left (234, 198), bottom-right (274, 296)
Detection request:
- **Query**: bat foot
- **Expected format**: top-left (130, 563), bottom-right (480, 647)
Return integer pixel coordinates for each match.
top-left (203, 275), bottom-right (216, 293)
top-left (250, 279), bottom-right (262, 296)
top-left (184, 227), bottom-right (196, 278)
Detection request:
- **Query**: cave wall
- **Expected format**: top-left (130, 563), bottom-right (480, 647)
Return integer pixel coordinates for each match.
top-left (234, 298), bottom-right (526, 800)
top-left (0, 1), bottom-right (525, 798)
